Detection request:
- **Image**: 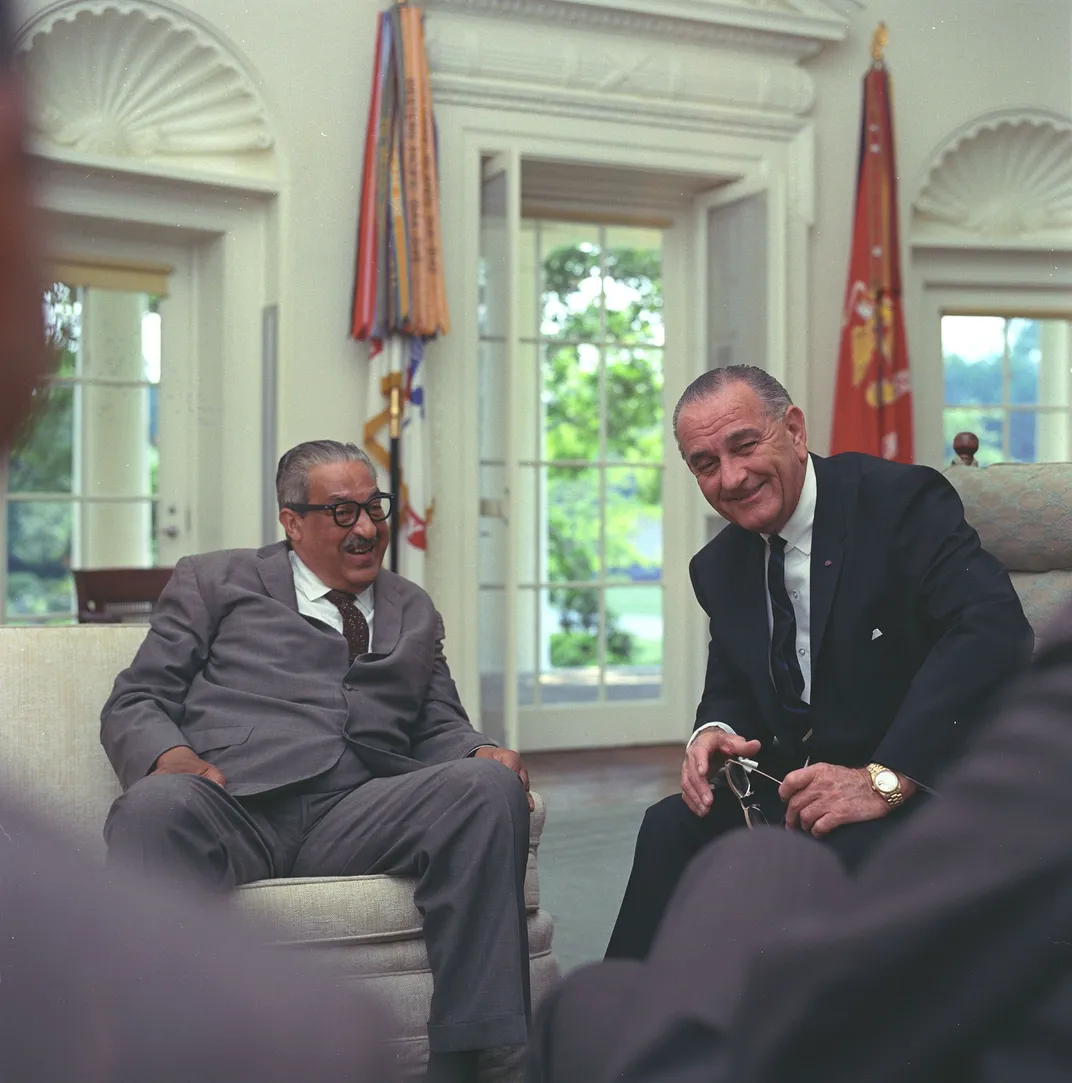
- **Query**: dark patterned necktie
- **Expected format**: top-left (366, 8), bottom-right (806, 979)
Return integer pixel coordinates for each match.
top-left (767, 535), bottom-right (810, 737)
top-left (325, 589), bottom-right (370, 664)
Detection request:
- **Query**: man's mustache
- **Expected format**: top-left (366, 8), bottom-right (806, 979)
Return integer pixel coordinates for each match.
top-left (342, 537), bottom-right (378, 554)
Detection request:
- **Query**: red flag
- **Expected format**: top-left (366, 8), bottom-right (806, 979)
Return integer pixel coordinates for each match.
top-left (830, 60), bottom-right (914, 462)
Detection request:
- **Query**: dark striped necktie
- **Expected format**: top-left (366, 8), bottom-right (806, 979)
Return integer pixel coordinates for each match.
top-left (325, 589), bottom-right (370, 664)
top-left (766, 535), bottom-right (810, 735)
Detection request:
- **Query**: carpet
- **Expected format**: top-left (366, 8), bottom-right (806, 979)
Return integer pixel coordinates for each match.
top-left (535, 800), bottom-right (649, 974)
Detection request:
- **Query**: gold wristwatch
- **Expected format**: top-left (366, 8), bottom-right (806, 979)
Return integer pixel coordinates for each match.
top-left (866, 762), bottom-right (904, 809)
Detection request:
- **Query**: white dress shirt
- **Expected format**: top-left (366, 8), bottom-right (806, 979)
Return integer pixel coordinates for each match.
top-left (690, 455), bottom-right (817, 746)
top-left (288, 550), bottom-right (375, 640)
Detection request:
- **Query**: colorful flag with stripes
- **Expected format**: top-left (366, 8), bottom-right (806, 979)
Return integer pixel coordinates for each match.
top-left (352, 3), bottom-right (447, 585)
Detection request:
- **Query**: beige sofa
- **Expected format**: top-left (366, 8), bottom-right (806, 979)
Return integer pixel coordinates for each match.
top-left (945, 461), bottom-right (1072, 640)
top-left (0, 625), bottom-right (559, 1081)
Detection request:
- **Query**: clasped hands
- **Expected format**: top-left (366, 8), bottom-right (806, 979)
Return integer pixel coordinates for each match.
top-left (681, 728), bottom-right (915, 837)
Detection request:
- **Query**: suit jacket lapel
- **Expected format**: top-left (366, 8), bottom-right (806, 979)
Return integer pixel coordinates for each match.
top-left (368, 570), bottom-right (403, 657)
top-left (809, 455), bottom-right (848, 666)
top-left (256, 543), bottom-right (300, 611)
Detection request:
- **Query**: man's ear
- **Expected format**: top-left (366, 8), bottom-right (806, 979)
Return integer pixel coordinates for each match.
top-left (785, 405), bottom-right (808, 459)
top-left (278, 508), bottom-right (301, 543)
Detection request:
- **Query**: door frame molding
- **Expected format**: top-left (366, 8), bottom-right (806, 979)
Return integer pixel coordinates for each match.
top-left (34, 154), bottom-right (280, 556)
top-left (431, 104), bottom-right (814, 741)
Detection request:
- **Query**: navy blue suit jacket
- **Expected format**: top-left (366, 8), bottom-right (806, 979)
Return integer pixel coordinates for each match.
top-left (689, 452), bottom-right (1033, 788)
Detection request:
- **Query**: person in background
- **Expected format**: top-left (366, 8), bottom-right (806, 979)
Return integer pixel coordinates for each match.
top-left (0, 4), bottom-right (394, 1079)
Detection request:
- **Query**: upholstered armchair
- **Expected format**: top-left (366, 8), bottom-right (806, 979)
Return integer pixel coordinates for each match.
top-left (0, 625), bottom-right (558, 1081)
top-left (945, 461), bottom-right (1072, 641)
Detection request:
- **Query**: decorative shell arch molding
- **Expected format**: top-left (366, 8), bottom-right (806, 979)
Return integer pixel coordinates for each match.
top-left (15, 0), bottom-right (280, 188)
top-left (911, 109), bottom-right (1072, 250)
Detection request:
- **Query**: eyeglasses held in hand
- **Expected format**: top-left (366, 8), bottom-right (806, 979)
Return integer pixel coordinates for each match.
top-left (284, 493), bottom-right (394, 528)
top-left (721, 757), bottom-right (784, 830)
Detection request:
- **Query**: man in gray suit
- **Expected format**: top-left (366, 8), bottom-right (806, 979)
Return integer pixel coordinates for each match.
top-left (102, 439), bottom-right (532, 1083)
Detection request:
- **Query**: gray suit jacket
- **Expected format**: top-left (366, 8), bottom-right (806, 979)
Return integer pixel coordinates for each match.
top-left (101, 542), bottom-right (488, 795)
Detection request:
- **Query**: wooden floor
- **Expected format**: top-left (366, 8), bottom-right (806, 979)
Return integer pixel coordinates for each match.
top-left (524, 744), bottom-right (681, 812)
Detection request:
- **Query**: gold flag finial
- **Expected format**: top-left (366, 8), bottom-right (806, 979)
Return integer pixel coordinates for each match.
top-left (871, 22), bottom-right (888, 63)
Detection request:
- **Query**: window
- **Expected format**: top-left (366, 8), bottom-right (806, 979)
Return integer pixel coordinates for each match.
top-left (2, 284), bottom-right (162, 623)
top-left (942, 314), bottom-right (1072, 465)
top-left (480, 220), bottom-right (665, 707)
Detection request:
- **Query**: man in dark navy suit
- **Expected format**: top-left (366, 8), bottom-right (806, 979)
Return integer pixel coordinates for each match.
top-left (606, 365), bottom-right (1032, 960)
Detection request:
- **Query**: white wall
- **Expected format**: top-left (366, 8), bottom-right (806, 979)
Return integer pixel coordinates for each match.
top-left (167, 0), bottom-right (385, 454)
top-left (803, 1), bottom-right (1072, 457)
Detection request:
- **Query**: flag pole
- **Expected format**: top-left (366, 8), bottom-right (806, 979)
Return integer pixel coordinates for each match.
top-left (871, 23), bottom-right (888, 449)
top-left (389, 376), bottom-right (402, 572)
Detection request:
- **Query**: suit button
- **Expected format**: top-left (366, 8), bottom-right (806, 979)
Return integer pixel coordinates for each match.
top-left (772, 736), bottom-right (781, 748)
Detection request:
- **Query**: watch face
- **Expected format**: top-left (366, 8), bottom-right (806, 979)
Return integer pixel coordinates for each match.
top-left (875, 769), bottom-right (898, 793)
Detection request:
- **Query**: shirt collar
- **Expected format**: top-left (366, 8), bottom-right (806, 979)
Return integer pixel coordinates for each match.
top-left (763, 454), bottom-right (816, 556)
top-left (288, 550), bottom-right (375, 612)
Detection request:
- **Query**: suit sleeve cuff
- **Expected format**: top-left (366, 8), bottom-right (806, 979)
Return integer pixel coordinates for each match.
top-left (466, 743), bottom-right (497, 757)
top-left (687, 721), bottom-right (737, 749)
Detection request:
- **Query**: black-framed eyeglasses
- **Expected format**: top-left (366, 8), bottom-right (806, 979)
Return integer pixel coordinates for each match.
top-left (284, 493), bottom-right (394, 528)
top-left (721, 758), bottom-right (783, 830)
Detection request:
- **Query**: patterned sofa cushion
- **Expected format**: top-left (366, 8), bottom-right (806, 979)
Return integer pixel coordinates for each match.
top-left (946, 463), bottom-right (1072, 572)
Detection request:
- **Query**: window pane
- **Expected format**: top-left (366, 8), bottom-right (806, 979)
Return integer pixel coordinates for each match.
top-left (1009, 410), bottom-right (1038, 462)
top-left (1036, 318), bottom-right (1071, 408)
top-left (1007, 410), bottom-right (1071, 463)
top-left (542, 344), bottom-right (600, 462)
top-left (7, 501), bottom-right (75, 619)
top-left (1033, 409), bottom-right (1071, 461)
top-left (544, 467), bottom-right (600, 583)
top-left (942, 315), bottom-right (1004, 405)
top-left (606, 467), bottom-right (662, 584)
top-left (943, 408), bottom-right (1004, 466)
top-left (603, 228), bottom-right (664, 346)
top-left (541, 586), bottom-right (600, 704)
top-left (79, 384), bottom-right (155, 498)
top-left (479, 464), bottom-right (506, 588)
top-left (478, 587), bottom-right (508, 745)
top-left (605, 346), bottom-right (663, 462)
top-left (479, 338), bottom-right (507, 462)
top-left (8, 385), bottom-right (74, 493)
top-left (606, 585), bottom-right (662, 702)
top-left (518, 222), bottom-right (539, 340)
top-left (44, 282), bottom-right (81, 377)
top-left (540, 224), bottom-right (602, 341)
top-left (1008, 318), bottom-right (1040, 404)
top-left (516, 587), bottom-right (537, 707)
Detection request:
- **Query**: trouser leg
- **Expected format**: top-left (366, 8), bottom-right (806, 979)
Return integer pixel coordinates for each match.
top-left (605, 790), bottom-right (750, 960)
top-left (104, 773), bottom-right (275, 891)
top-left (294, 758), bottom-right (532, 1052)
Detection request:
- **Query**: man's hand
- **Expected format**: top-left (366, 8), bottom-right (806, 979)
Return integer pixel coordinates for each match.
top-left (780, 764), bottom-right (917, 837)
top-left (473, 746), bottom-right (533, 811)
top-left (151, 746), bottom-right (226, 788)
top-left (682, 729), bottom-right (762, 817)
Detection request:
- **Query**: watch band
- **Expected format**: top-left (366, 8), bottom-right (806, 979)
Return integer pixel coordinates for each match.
top-left (867, 762), bottom-right (904, 809)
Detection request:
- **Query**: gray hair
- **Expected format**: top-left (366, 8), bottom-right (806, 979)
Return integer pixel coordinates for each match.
top-left (672, 365), bottom-right (793, 450)
top-left (275, 440), bottom-right (378, 510)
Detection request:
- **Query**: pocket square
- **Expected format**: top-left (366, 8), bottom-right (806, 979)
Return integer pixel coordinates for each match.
top-left (871, 628), bottom-right (883, 640)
